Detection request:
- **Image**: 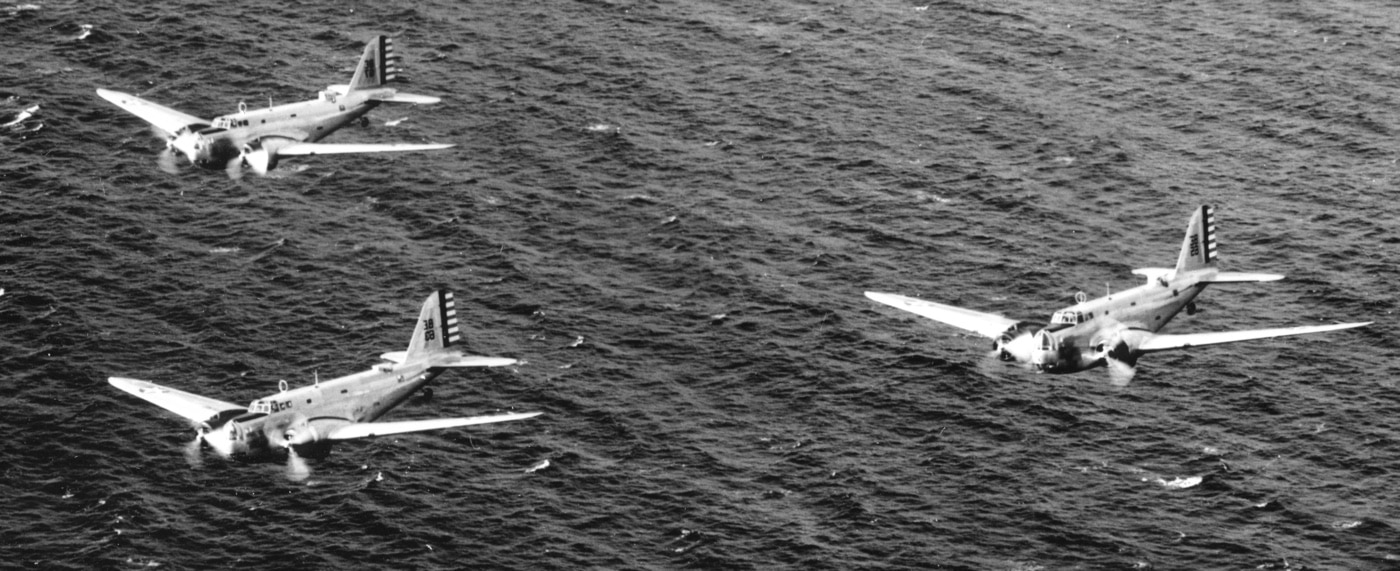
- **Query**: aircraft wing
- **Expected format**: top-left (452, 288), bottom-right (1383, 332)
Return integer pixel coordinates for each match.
top-left (378, 351), bottom-right (516, 367)
top-left (432, 353), bottom-right (517, 368)
top-left (1137, 322), bottom-right (1371, 353)
top-left (326, 412), bottom-right (543, 440)
top-left (276, 142), bottom-right (454, 156)
top-left (108, 377), bottom-right (246, 423)
top-left (370, 92), bottom-right (442, 104)
top-left (1206, 272), bottom-right (1285, 283)
top-left (865, 291), bottom-right (1020, 339)
top-left (95, 89), bottom-right (209, 135)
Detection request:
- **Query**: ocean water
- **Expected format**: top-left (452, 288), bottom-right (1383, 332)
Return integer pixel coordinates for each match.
top-left (2, 0), bottom-right (1398, 568)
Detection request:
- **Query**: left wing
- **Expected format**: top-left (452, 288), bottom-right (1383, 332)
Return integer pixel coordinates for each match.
top-left (109, 377), bottom-right (246, 424)
top-left (865, 291), bottom-right (1021, 339)
top-left (1138, 322), bottom-right (1370, 353)
top-left (95, 89), bottom-right (209, 135)
top-left (277, 142), bottom-right (454, 156)
top-left (326, 412), bottom-right (542, 440)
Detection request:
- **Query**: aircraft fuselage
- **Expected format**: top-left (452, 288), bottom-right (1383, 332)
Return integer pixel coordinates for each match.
top-left (1030, 269), bottom-right (1214, 374)
top-left (204, 358), bottom-right (440, 460)
top-left (181, 86), bottom-right (388, 170)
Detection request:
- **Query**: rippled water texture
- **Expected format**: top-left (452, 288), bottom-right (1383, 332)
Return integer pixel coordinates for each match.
top-left (3, 0), bottom-right (1398, 568)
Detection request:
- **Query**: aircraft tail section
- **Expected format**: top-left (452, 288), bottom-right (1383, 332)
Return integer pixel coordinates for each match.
top-left (347, 35), bottom-right (402, 92)
top-left (399, 290), bottom-right (516, 368)
top-left (406, 290), bottom-right (460, 359)
top-left (1173, 205), bottom-right (1217, 274)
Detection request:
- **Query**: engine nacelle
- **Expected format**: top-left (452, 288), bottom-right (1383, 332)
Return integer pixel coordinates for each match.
top-left (992, 321), bottom-right (1042, 363)
top-left (1030, 330), bottom-right (1064, 372)
top-left (241, 140), bottom-right (279, 175)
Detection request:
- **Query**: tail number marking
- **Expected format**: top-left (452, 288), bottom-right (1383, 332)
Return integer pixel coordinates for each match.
top-left (423, 318), bottom-right (436, 341)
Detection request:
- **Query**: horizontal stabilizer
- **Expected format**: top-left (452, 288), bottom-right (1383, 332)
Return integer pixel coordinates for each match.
top-left (277, 142), bottom-right (454, 156)
top-left (371, 92), bottom-right (442, 104)
top-left (1205, 272), bottom-right (1284, 283)
top-left (108, 377), bottom-right (245, 423)
top-left (433, 354), bottom-right (517, 368)
top-left (1138, 322), bottom-right (1370, 353)
top-left (865, 291), bottom-right (1019, 339)
top-left (326, 412), bottom-right (543, 440)
top-left (378, 351), bottom-right (515, 368)
top-left (95, 89), bottom-right (210, 136)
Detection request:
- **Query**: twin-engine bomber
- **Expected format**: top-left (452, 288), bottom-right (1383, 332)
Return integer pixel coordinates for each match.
top-left (110, 291), bottom-right (539, 480)
top-left (96, 35), bottom-right (452, 179)
top-left (866, 206), bottom-right (1370, 385)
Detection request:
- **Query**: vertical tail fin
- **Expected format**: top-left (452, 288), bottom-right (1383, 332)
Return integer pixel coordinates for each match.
top-left (1173, 205), bottom-right (1217, 273)
top-left (346, 36), bottom-right (403, 92)
top-left (406, 290), bottom-right (461, 359)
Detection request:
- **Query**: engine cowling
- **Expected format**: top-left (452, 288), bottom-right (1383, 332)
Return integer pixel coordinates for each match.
top-left (991, 321), bottom-right (1042, 363)
top-left (1090, 326), bottom-right (1148, 385)
top-left (1030, 330), bottom-right (1063, 372)
top-left (241, 140), bottom-right (279, 175)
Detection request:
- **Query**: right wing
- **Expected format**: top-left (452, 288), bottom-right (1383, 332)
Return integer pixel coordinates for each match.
top-left (95, 89), bottom-right (210, 135)
top-left (864, 291), bottom-right (1020, 339)
top-left (326, 412), bottom-right (542, 440)
top-left (1138, 322), bottom-right (1371, 353)
top-left (108, 377), bottom-right (245, 424)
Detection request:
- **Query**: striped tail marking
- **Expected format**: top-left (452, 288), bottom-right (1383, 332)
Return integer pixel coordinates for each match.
top-left (380, 36), bottom-right (403, 83)
top-left (350, 36), bottom-right (406, 91)
top-left (1175, 204), bottom-right (1218, 273)
top-left (1195, 205), bottom-right (1216, 265)
top-left (440, 291), bottom-right (460, 347)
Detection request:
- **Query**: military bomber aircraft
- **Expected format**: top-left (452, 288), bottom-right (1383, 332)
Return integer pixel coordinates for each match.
top-left (110, 291), bottom-right (539, 480)
top-left (97, 35), bottom-right (452, 178)
top-left (866, 205), bottom-right (1370, 385)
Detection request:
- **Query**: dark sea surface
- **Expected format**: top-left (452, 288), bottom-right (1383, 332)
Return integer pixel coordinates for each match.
top-left (3, 0), bottom-right (1399, 568)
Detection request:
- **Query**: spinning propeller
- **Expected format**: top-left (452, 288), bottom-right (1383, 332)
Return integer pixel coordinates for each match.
top-left (1091, 326), bottom-right (1148, 387)
top-left (264, 413), bottom-right (319, 482)
top-left (183, 432), bottom-right (205, 469)
top-left (157, 146), bottom-right (181, 174)
top-left (990, 322), bottom-right (1040, 364)
top-left (152, 124), bottom-right (204, 175)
